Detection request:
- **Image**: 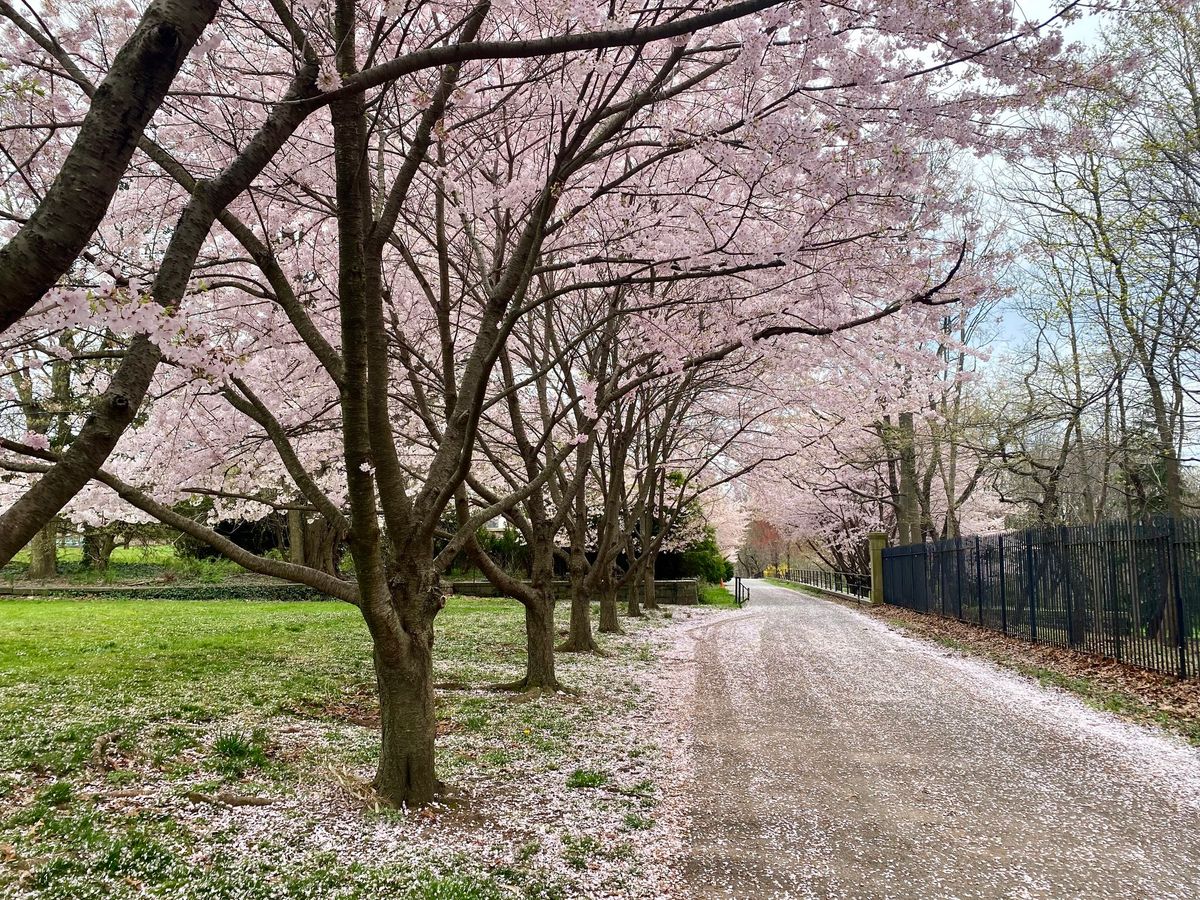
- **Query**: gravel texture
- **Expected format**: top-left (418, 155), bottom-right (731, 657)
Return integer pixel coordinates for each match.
top-left (681, 579), bottom-right (1200, 900)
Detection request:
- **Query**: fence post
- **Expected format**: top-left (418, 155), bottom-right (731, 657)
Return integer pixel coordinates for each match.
top-left (1167, 517), bottom-right (1186, 679)
top-left (1026, 529), bottom-right (1039, 643)
top-left (919, 541), bottom-right (929, 613)
top-left (1105, 525), bottom-right (1122, 662)
top-left (1061, 524), bottom-right (1075, 647)
top-left (868, 532), bottom-right (887, 605)
top-left (998, 534), bottom-right (1008, 635)
top-left (975, 535), bottom-right (984, 626)
top-left (955, 537), bottom-right (965, 621)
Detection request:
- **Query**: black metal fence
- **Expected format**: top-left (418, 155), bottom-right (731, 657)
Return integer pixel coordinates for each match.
top-left (782, 569), bottom-right (871, 602)
top-left (733, 576), bottom-right (749, 607)
top-left (881, 517), bottom-right (1200, 678)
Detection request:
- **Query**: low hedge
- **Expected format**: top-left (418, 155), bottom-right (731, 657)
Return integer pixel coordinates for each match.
top-left (0, 583), bottom-right (333, 602)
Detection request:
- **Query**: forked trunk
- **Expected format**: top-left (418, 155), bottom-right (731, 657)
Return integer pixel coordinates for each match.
top-left (521, 538), bottom-right (560, 686)
top-left (362, 559), bottom-right (445, 808)
top-left (28, 524), bottom-right (57, 579)
top-left (559, 545), bottom-right (597, 652)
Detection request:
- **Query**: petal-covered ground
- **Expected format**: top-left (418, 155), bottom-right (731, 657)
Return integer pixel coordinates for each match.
top-left (682, 580), bottom-right (1200, 899)
top-left (8, 587), bottom-right (1200, 899)
top-left (0, 597), bottom-right (731, 899)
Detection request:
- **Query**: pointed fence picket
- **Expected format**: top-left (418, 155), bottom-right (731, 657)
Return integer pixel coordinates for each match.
top-left (879, 516), bottom-right (1199, 679)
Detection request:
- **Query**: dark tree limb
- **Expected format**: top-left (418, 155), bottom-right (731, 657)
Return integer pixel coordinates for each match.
top-left (0, 0), bottom-right (222, 332)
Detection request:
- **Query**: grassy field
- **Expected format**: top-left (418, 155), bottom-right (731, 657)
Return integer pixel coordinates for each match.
top-left (0, 596), bottom-right (692, 899)
top-left (2, 543), bottom-right (244, 585)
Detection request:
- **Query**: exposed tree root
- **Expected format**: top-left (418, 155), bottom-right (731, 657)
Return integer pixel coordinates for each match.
top-left (186, 790), bottom-right (273, 807)
top-left (488, 677), bottom-right (580, 696)
top-left (557, 639), bottom-right (609, 656)
top-left (91, 730), bottom-right (121, 770)
top-left (366, 778), bottom-right (452, 810)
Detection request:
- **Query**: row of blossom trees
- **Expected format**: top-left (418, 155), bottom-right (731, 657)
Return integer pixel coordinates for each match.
top-left (1, 0), bottom-right (1088, 803)
top-left (736, 0), bottom-right (1200, 573)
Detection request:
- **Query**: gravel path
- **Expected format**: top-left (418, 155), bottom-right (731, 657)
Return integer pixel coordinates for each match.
top-left (682, 579), bottom-right (1200, 899)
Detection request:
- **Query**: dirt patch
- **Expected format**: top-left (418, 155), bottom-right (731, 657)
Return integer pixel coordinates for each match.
top-left (285, 695), bottom-right (466, 735)
top-left (865, 603), bottom-right (1200, 744)
top-left (287, 686), bottom-right (379, 728)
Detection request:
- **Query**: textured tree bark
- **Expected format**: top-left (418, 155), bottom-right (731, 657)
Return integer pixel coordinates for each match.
top-left (0, 0), bottom-right (221, 332)
top-left (287, 509), bottom-right (306, 565)
top-left (373, 639), bottom-right (438, 806)
top-left (561, 586), bottom-right (597, 651)
top-left (599, 577), bottom-right (623, 634)
top-left (81, 529), bottom-right (116, 571)
top-left (353, 544), bottom-right (445, 807)
top-left (560, 543), bottom-right (598, 652)
top-left (626, 568), bottom-right (643, 618)
top-left (27, 525), bottom-right (57, 579)
top-left (522, 595), bottom-right (559, 689)
top-left (521, 535), bottom-right (561, 689)
top-left (561, 542), bottom-right (600, 648)
top-left (643, 562), bottom-right (658, 611)
top-left (303, 517), bottom-right (344, 577)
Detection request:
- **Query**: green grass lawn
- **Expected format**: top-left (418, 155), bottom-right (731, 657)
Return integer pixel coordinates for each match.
top-left (7, 544), bottom-right (178, 566)
top-left (698, 582), bottom-right (737, 607)
top-left (0, 596), bottom-right (679, 899)
top-left (2, 543), bottom-right (245, 585)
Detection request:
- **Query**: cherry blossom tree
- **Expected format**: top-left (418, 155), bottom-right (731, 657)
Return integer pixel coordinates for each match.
top-left (0, 0), bottom-right (790, 567)
top-left (0, 0), bottom-right (1095, 807)
top-left (0, 0), bottom-right (221, 331)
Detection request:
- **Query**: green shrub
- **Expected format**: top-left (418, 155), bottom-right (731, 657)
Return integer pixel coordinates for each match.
top-left (657, 526), bottom-right (733, 583)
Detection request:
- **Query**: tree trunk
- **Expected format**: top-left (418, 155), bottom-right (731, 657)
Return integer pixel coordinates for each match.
top-left (561, 586), bottom-right (597, 651)
top-left (559, 543), bottom-right (597, 652)
top-left (27, 524), bottom-right (58, 579)
top-left (81, 529), bottom-right (116, 571)
top-left (522, 536), bottom-right (560, 687)
top-left (643, 559), bottom-right (657, 610)
top-left (897, 411), bottom-right (921, 546)
top-left (304, 516), bottom-right (344, 577)
top-left (626, 568), bottom-right (643, 618)
top-left (373, 645), bottom-right (439, 806)
top-left (287, 508), bottom-right (306, 564)
top-left (599, 577), bottom-right (623, 634)
top-left (522, 593), bottom-right (559, 689)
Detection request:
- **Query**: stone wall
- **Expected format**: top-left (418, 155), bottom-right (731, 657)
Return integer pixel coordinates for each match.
top-left (449, 578), bottom-right (700, 605)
